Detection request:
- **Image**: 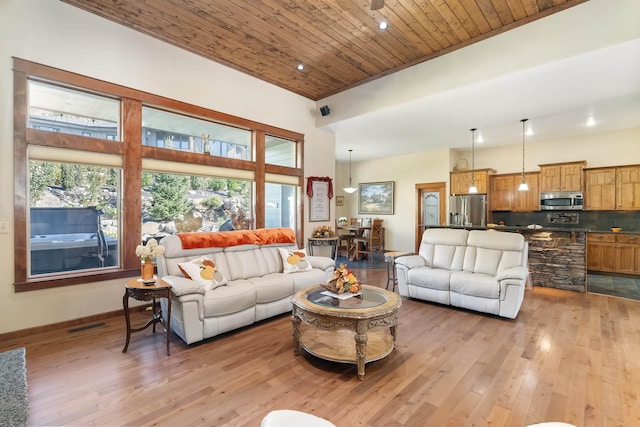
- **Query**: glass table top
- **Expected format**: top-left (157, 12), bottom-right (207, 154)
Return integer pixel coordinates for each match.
top-left (307, 288), bottom-right (387, 309)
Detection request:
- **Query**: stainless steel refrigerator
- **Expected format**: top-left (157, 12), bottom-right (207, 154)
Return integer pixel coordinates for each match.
top-left (448, 194), bottom-right (487, 227)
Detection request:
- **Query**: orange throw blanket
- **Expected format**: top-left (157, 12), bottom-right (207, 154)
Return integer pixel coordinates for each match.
top-left (177, 228), bottom-right (296, 249)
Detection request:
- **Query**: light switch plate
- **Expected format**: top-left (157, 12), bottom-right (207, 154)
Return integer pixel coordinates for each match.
top-left (0, 222), bottom-right (8, 234)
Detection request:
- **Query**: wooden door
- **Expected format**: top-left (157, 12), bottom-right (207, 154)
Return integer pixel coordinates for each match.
top-left (560, 163), bottom-right (584, 191)
top-left (415, 182), bottom-right (446, 253)
top-left (585, 168), bottom-right (616, 210)
top-left (539, 165), bottom-right (561, 192)
top-left (615, 234), bottom-right (640, 274)
top-left (491, 175), bottom-right (514, 211)
top-left (617, 244), bottom-right (636, 274)
top-left (450, 172), bottom-right (470, 195)
top-left (474, 170), bottom-right (489, 194)
top-left (514, 172), bottom-right (540, 211)
top-left (616, 166), bottom-right (640, 210)
top-left (586, 241), bottom-right (604, 271)
top-left (587, 233), bottom-right (616, 272)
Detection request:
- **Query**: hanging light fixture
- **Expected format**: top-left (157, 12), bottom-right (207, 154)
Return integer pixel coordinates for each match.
top-left (518, 119), bottom-right (529, 191)
top-left (343, 149), bottom-right (357, 193)
top-left (469, 128), bottom-right (478, 193)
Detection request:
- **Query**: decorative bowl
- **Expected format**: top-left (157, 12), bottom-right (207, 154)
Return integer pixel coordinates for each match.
top-left (611, 227), bottom-right (622, 233)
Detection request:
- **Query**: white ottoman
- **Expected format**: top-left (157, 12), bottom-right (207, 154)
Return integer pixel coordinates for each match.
top-left (261, 410), bottom-right (336, 427)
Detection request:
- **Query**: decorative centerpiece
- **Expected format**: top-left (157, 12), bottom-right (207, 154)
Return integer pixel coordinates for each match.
top-left (313, 225), bottom-right (334, 238)
top-left (338, 216), bottom-right (348, 226)
top-left (322, 263), bottom-right (362, 294)
top-left (135, 238), bottom-right (165, 282)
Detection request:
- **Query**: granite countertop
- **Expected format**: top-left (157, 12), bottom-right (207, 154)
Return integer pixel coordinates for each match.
top-left (422, 225), bottom-right (638, 234)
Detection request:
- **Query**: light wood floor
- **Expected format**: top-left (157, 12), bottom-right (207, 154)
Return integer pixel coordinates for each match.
top-left (2, 269), bottom-right (639, 427)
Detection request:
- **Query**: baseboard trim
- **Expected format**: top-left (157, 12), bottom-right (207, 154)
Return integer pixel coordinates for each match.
top-left (0, 305), bottom-right (148, 341)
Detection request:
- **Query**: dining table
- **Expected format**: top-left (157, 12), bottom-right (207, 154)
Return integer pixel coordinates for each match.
top-left (337, 225), bottom-right (371, 261)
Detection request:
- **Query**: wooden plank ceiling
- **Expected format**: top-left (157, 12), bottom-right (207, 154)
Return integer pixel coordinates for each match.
top-left (61, 0), bottom-right (588, 100)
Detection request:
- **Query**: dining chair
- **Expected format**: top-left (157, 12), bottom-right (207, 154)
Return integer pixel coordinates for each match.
top-left (355, 219), bottom-right (384, 261)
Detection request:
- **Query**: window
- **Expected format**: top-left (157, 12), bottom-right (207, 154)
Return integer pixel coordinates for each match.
top-left (14, 58), bottom-right (304, 291)
top-left (265, 135), bottom-right (297, 167)
top-left (29, 161), bottom-right (120, 276)
top-left (28, 80), bottom-right (120, 141)
top-left (265, 183), bottom-right (296, 230)
top-left (142, 107), bottom-right (251, 159)
top-left (141, 172), bottom-right (253, 236)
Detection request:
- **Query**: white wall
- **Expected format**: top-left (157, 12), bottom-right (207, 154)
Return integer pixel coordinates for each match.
top-left (0, 0), bottom-right (334, 334)
top-left (335, 149), bottom-right (451, 252)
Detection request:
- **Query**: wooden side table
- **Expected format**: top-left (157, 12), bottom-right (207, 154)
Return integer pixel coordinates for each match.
top-left (384, 251), bottom-right (413, 291)
top-left (122, 278), bottom-right (172, 356)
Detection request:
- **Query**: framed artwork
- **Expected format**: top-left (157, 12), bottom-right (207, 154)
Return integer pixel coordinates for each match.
top-left (309, 180), bottom-right (330, 221)
top-left (358, 181), bottom-right (394, 215)
top-left (335, 196), bottom-right (344, 206)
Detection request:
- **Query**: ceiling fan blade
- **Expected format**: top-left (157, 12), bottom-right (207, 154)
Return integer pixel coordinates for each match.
top-left (371, 0), bottom-right (384, 10)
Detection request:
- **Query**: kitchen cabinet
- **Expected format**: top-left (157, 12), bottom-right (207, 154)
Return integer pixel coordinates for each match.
top-left (539, 161), bottom-right (586, 192)
top-left (616, 166), bottom-right (640, 210)
top-left (490, 172), bottom-right (539, 211)
top-left (491, 175), bottom-right (514, 210)
top-left (584, 168), bottom-right (616, 210)
top-left (450, 169), bottom-right (495, 195)
top-left (587, 233), bottom-right (640, 275)
top-left (585, 165), bottom-right (640, 210)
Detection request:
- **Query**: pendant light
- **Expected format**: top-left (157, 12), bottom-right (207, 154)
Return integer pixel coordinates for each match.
top-left (343, 149), bottom-right (357, 193)
top-left (518, 119), bottom-right (529, 191)
top-left (468, 128), bottom-right (478, 193)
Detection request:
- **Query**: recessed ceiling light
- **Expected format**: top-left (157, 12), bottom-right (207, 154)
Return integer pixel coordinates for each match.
top-left (585, 117), bottom-right (597, 127)
top-left (297, 64), bottom-right (304, 71)
top-left (378, 21), bottom-right (388, 30)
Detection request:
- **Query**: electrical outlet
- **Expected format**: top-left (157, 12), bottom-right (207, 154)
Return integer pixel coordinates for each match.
top-left (0, 222), bottom-right (8, 234)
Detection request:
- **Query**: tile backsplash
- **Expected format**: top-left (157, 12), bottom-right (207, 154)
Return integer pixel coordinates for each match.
top-left (491, 210), bottom-right (640, 232)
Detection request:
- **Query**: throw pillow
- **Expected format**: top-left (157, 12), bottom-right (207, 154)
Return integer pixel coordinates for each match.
top-left (178, 255), bottom-right (227, 290)
top-left (278, 247), bottom-right (313, 274)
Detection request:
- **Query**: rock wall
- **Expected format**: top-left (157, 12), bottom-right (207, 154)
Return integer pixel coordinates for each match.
top-left (520, 230), bottom-right (586, 292)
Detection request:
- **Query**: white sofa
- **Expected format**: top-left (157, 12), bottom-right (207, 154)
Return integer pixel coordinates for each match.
top-left (156, 230), bottom-right (335, 344)
top-left (395, 228), bottom-right (528, 319)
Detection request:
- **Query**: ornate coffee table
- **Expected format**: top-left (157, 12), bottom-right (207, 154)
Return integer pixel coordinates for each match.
top-left (290, 285), bottom-right (401, 380)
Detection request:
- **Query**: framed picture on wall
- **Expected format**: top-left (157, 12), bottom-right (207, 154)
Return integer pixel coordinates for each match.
top-left (358, 181), bottom-right (394, 215)
top-left (335, 196), bottom-right (344, 206)
top-left (309, 180), bottom-right (330, 221)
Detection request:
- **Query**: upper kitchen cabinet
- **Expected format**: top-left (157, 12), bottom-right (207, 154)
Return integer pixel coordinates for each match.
top-left (539, 161), bottom-right (586, 192)
top-left (585, 165), bottom-right (640, 210)
top-left (616, 165), bottom-right (640, 210)
top-left (490, 172), bottom-right (539, 211)
top-left (450, 169), bottom-right (495, 195)
top-left (584, 167), bottom-right (616, 210)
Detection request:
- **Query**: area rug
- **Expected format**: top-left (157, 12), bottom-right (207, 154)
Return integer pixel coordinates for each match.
top-left (0, 347), bottom-right (29, 427)
top-left (336, 255), bottom-right (388, 270)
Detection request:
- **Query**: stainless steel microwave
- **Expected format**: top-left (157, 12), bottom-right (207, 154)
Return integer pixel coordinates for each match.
top-left (540, 191), bottom-right (583, 210)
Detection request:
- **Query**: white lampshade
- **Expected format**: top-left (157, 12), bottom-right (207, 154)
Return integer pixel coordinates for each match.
top-left (468, 185), bottom-right (478, 194)
top-left (518, 181), bottom-right (529, 191)
top-left (343, 149), bottom-right (357, 194)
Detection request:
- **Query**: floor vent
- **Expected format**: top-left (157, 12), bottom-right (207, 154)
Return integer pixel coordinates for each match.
top-left (68, 322), bottom-right (106, 333)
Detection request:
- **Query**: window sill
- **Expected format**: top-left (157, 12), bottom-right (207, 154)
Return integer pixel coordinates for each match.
top-left (14, 269), bottom-right (139, 292)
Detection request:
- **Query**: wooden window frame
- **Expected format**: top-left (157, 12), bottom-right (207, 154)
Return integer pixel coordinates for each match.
top-left (13, 58), bottom-right (305, 291)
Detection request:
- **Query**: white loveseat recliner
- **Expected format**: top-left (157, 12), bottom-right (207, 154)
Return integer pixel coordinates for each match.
top-left (156, 229), bottom-right (335, 345)
top-left (395, 228), bottom-right (528, 319)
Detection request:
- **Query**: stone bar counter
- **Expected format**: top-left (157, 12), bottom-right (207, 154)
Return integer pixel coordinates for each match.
top-left (516, 228), bottom-right (586, 292)
top-left (423, 225), bottom-right (588, 292)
